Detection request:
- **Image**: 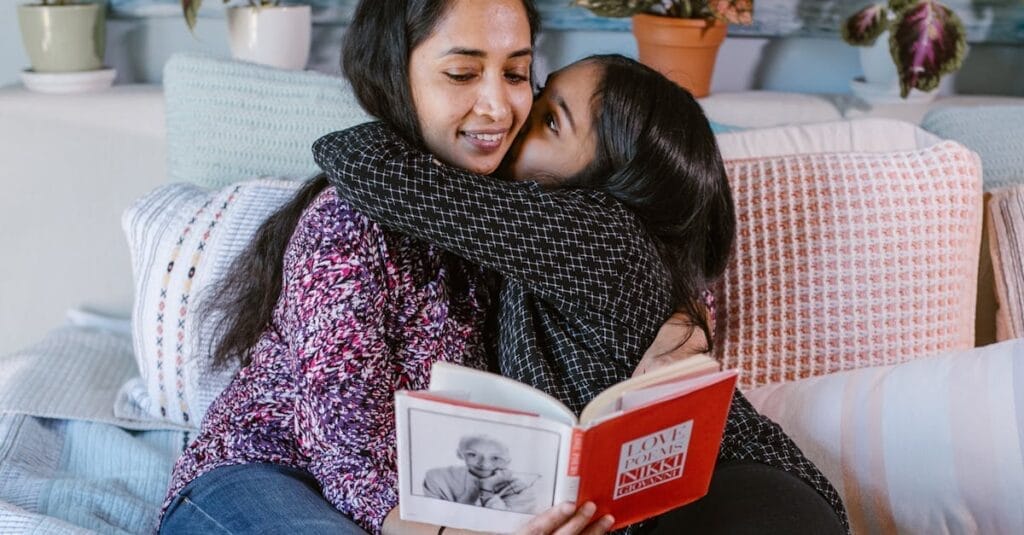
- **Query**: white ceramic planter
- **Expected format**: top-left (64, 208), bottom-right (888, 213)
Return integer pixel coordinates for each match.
top-left (859, 30), bottom-right (899, 87)
top-left (226, 5), bottom-right (311, 70)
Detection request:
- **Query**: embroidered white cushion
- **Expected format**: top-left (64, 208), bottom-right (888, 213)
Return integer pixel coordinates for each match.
top-left (713, 141), bottom-right (983, 390)
top-left (746, 338), bottom-right (1024, 534)
top-left (121, 179), bottom-right (302, 428)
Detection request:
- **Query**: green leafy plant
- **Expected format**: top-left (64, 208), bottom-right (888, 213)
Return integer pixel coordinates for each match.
top-left (841, 0), bottom-right (967, 98)
top-left (181, 0), bottom-right (280, 32)
top-left (574, 0), bottom-right (754, 24)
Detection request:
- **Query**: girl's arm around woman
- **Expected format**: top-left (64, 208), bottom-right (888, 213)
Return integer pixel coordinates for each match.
top-left (314, 122), bottom-right (663, 320)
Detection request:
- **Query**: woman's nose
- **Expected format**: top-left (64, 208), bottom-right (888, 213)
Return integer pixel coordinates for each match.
top-left (473, 75), bottom-right (511, 123)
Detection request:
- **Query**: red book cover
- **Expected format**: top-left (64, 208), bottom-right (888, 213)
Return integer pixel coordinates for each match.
top-left (572, 373), bottom-right (737, 530)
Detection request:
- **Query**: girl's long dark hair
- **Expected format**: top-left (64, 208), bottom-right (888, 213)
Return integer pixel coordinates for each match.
top-left (570, 54), bottom-right (736, 352)
top-left (204, 0), bottom-right (541, 368)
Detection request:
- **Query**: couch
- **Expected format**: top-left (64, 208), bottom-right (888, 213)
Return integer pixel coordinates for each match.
top-left (1, 52), bottom-right (1022, 534)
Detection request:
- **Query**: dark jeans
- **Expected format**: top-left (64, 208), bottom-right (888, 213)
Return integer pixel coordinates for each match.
top-left (159, 463), bottom-right (369, 535)
top-left (645, 460), bottom-right (846, 534)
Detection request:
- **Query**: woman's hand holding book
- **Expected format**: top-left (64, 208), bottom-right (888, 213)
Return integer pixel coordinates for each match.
top-left (514, 502), bottom-right (613, 535)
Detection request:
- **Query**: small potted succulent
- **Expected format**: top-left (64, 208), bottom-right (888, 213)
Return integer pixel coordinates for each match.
top-left (574, 0), bottom-right (755, 97)
top-left (182, 0), bottom-right (311, 70)
top-left (841, 0), bottom-right (967, 99)
top-left (17, 0), bottom-right (106, 73)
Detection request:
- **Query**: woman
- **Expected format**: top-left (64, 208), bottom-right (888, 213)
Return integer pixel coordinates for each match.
top-left (160, 1), bottom-right (599, 534)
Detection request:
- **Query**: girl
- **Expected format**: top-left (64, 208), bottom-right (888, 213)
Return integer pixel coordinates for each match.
top-left (316, 53), bottom-right (847, 535)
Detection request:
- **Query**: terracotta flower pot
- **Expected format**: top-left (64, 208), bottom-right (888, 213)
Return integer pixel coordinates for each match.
top-left (631, 13), bottom-right (727, 98)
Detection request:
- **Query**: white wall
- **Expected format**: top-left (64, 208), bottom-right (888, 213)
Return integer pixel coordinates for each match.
top-left (3, 13), bottom-right (1021, 95)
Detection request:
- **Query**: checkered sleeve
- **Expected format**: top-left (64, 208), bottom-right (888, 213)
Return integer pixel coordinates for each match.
top-left (314, 122), bottom-right (638, 313)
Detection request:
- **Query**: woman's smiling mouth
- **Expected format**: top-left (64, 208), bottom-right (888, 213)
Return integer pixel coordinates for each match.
top-left (461, 129), bottom-right (507, 151)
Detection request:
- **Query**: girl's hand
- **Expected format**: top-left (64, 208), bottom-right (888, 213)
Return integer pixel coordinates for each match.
top-left (514, 502), bottom-right (613, 535)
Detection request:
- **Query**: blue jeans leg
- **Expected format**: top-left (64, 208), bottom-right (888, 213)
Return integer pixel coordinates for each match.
top-left (160, 463), bottom-right (369, 535)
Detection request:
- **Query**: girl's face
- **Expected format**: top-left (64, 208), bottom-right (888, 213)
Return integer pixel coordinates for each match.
top-left (409, 0), bottom-right (534, 175)
top-left (501, 61), bottom-right (601, 185)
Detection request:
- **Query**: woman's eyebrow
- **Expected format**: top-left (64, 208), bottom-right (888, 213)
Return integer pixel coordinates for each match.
top-left (441, 47), bottom-right (533, 59)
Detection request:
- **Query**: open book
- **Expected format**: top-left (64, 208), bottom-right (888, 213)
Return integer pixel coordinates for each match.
top-left (395, 355), bottom-right (737, 532)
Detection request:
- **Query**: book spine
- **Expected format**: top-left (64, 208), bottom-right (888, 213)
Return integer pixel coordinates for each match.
top-left (559, 427), bottom-right (585, 503)
top-left (568, 427), bottom-right (585, 476)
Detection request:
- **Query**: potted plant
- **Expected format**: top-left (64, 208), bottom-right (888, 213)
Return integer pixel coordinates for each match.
top-left (182, 0), bottom-right (311, 70)
top-left (841, 0), bottom-right (967, 99)
top-left (17, 0), bottom-right (106, 73)
top-left (573, 0), bottom-right (754, 97)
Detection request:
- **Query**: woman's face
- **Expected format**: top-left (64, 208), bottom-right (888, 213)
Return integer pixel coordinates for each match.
top-left (409, 0), bottom-right (534, 175)
top-left (501, 61), bottom-right (601, 185)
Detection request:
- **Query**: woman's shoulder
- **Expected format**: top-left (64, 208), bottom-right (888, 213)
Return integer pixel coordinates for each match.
top-left (294, 184), bottom-right (380, 242)
top-left (281, 183), bottom-right (392, 272)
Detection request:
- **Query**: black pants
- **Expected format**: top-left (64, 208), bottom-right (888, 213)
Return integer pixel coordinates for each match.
top-left (645, 460), bottom-right (845, 534)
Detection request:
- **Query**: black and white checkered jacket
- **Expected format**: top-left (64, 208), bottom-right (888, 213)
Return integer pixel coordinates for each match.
top-left (314, 122), bottom-right (848, 531)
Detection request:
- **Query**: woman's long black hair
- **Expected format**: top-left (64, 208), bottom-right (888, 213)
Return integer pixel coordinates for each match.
top-left (569, 54), bottom-right (736, 352)
top-left (203, 0), bottom-right (541, 368)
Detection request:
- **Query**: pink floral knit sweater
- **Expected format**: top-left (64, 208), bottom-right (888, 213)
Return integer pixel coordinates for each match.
top-left (161, 187), bottom-right (493, 533)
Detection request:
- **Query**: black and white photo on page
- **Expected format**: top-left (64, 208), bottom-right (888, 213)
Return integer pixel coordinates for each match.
top-left (407, 408), bottom-right (561, 515)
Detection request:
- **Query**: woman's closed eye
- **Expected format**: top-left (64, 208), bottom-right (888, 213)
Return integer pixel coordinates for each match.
top-left (505, 70), bottom-right (529, 84)
top-left (444, 71), bottom-right (477, 82)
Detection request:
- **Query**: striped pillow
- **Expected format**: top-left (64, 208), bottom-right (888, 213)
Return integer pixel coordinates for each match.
top-left (714, 141), bottom-right (983, 390)
top-left (122, 179), bottom-right (301, 428)
top-left (746, 338), bottom-right (1024, 534)
top-left (988, 185), bottom-right (1024, 341)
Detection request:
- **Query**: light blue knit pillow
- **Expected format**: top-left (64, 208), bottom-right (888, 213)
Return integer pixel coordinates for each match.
top-left (921, 106), bottom-right (1024, 190)
top-left (163, 53), bottom-right (373, 188)
top-left (709, 120), bottom-right (744, 134)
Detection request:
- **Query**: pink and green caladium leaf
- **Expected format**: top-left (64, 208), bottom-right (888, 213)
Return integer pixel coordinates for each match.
top-left (573, 0), bottom-right (659, 18)
top-left (842, 3), bottom-right (891, 46)
top-left (182, 0), bottom-right (201, 32)
top-left (890, 0), bottom-right (967, 97)
top-left (887, 0), bottom-right (916, 12)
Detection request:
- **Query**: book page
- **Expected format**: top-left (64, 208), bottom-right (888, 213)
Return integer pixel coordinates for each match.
top-left (619, 370), bottom-right (739, 412)
top-left (395, 392), bottom-right (576, 533)
top-left (430, 362), bottom-right (577, 426)
top-left (579, 355), bottom-right (720, 426)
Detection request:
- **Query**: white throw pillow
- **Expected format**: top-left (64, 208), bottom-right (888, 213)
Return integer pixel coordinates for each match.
top-left (121, 178), bottom-right (302, 428)
top-left (746, 339), bottom-right (1024, 534)
top-left (699, 91), bottom-right (843, 129)
top-left (715, 117), bottom-right (943, 161)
